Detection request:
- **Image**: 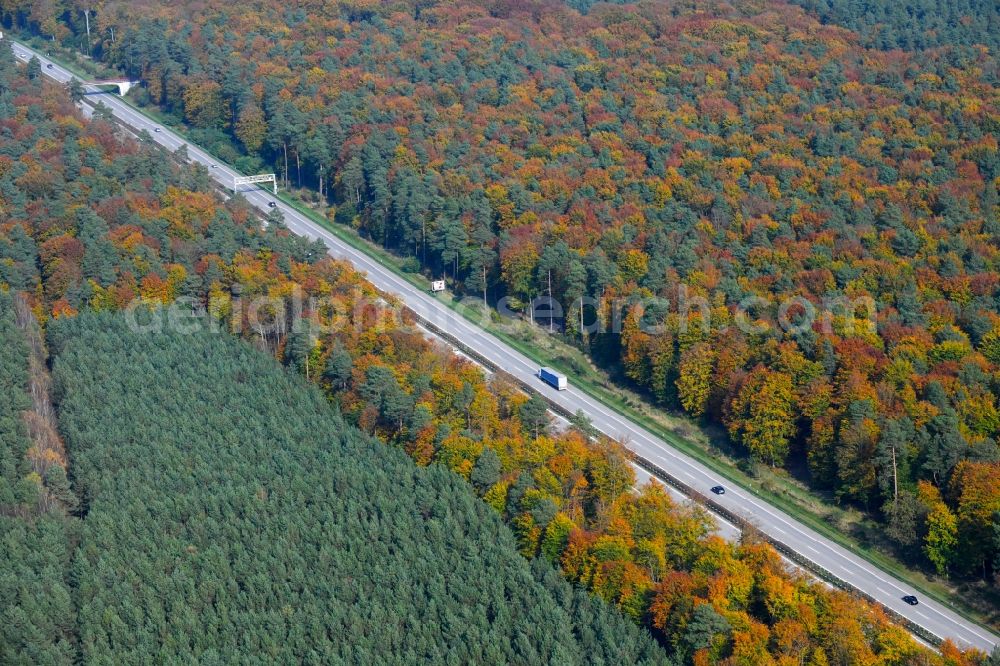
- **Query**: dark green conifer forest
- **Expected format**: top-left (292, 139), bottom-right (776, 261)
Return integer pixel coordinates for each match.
top-left (2, 309), bottom-right (667, 664)
top-left (0, 294), bottom-right (77, 666)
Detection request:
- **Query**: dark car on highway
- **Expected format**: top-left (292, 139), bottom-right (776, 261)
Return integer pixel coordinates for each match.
top-left (711, 485), bottom-right (725, 495)
top-left (903, 595), bottom-right (919, 606)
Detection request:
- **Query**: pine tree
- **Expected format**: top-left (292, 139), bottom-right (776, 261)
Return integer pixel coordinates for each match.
top-left (471, 448), bottom-right (502, 493)
top-left (519, 394), bottom-right (549, 439)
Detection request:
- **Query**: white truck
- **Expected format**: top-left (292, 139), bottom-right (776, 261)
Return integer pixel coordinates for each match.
top-left (539, 367), bottom-right (568, 391)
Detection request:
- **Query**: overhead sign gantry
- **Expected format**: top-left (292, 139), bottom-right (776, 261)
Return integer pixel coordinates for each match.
top-left (234, 174), bottom-right (278, 195)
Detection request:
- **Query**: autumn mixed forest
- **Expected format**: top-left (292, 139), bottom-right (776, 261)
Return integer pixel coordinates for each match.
top-left (9, 0), bottom-right (997, 591)
top-left (1, 0), bottom-right (999, 663)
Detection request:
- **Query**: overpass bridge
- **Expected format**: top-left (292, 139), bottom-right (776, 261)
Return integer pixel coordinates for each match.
top-left (0, 35), bottom-right (138, 94)
top-left (84, 79), bottom-right (139, 95)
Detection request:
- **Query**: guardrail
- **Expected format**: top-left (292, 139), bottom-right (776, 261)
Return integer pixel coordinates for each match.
top-left (407, 304), bottom-right (945, 648)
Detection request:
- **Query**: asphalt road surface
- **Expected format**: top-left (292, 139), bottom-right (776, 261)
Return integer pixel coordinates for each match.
top-left (10, 38), bottom-right (997, 654)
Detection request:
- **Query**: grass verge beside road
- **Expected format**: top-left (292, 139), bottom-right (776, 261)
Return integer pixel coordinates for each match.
top-left (278, 192), bottom-right (995, 637)
top-left (276, 185), bottom-right (999, 642)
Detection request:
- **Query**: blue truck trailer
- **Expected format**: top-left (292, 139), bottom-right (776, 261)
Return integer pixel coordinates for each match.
top-left (539, 367), bottom-right (568, 390)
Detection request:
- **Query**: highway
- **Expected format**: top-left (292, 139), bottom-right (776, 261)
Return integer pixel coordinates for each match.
top-left (9, 38), bottom-right (997, 653)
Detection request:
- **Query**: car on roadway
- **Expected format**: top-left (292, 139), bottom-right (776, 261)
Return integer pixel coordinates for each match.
top-left (211, 164), bottom-right (218, 168)
top-left (268, 201), bottom-right (277, 208)
top-left (46, 63), bottom-right (53, 69)
top-left (902, 595), bottom-right (919, 606)
top-left (154, 127), bottom-right (161, 133)
top-left (711, 485), bottom-right (725, 495)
